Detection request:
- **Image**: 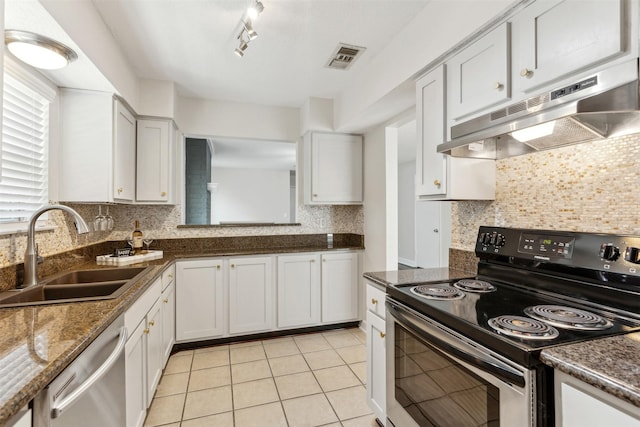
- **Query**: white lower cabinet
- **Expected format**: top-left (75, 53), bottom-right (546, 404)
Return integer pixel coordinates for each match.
top-left (145, 298), bottom-right (163, 407)
top-left (321, 252), bottom-right (359, 323)
top-left (176, 259), bottom-right (224, 341)
top-left (229, 256), bottom-right (274, 335)
top-left (161, 281), bottom-right (176, 366)
top-left (124, 275), bottom-right (172, 427)
top-left (125, 320), bottom-right (147, 427)
top-left (6, 407), bottom-right (31, 427)
top-left (366, 283), bottom-right (387, 424)
top-left (277, 253), bottom-right (321, 328)
top-left (555, 371), bottom-right (640, 427)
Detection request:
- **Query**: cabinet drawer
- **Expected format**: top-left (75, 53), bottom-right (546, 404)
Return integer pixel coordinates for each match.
top-left (161, 264), bottom-right (175, 291)
top-left (125, 278), bottom-right (161, 334)
top-left (366, 284), bottom-right (386, 319)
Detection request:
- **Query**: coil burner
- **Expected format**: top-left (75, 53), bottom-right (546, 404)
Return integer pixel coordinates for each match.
top-left (453, 279), bottom-right (496, 293)
top-left (410, 285), bottom-right (465, 300)
top-left (524, 305), bottom-right (613, 330)
top-left (488, 315), bottom-right (560, 340)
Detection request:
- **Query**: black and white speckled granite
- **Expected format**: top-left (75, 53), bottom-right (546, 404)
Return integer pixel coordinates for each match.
top-left (541, 333), bottom-right (640, 408)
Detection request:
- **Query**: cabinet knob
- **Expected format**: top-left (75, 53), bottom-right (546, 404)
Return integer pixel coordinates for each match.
top-left (144, 328), bottom-right (150, 334)
top-left (149, 320), bottom-right (155, 327)
top-left (313, 194), bottom-right (318, 198)
top-left (117, 187), bottom-right (123, 194)
top-left (433, 228), bottom-right (439, 233)
top-left (494, 82), bottom-right (504, 90)
top-left (163, 298), bottom-right (169, 303)
top-left (217, 265), bottom-right (221, 270)
top-left (371, 298), bottom-right (378, 305)
top-left (161, 191), bottom-right (166, 197)
top-left (433, 179), bottom-right (441, 187)
top-left (168, 274), bottom-right (173, 278)
top-left (380, 332), bottom-right (386, 338)
top-left (311, 259), bottom-right (315, 263)
top-left (231, 264), bottom-right (235, 268)
top-left (520, 68), bottom-right (533, 78)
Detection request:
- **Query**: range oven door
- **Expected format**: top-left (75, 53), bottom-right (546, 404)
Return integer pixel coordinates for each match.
top-left (386, 299), bottom-right (536, 427)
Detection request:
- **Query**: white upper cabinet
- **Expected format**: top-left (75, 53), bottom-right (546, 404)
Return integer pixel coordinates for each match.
top-left (59, 90), bottom-right (136, 203)
top-left (416, 66), bottom-right (496, 200)
top-left (136, 118), bottom-right (175, 204)
top-left (303, 132), bottom-right (363, 205)
top-left (512, 0), bottom-right (629, 95)
top-left (447, 23), bottom-right (511, 121)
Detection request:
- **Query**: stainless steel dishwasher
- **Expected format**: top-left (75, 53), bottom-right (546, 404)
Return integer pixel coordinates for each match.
top-left (33, 314), bottom-right (127, 427)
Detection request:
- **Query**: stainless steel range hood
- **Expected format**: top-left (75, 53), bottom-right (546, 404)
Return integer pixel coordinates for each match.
top-left (438, 60), bottom-right (640, 159)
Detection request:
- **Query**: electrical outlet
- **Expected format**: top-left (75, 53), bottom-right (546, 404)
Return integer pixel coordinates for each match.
top-left (319, 218), bottom-right (326, 229)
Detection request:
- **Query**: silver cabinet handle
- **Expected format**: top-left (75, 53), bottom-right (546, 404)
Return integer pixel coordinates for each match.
top-left (51, 326), bottom-right (128, 418)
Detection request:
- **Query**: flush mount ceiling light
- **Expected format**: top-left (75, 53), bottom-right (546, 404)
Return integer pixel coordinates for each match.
top-left (5, 30), bottom-right (78, 70)
top-left (233, 1), bottom-right (264, 58)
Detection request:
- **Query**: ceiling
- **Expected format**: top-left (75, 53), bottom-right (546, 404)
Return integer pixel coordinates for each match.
top-left (89, 0), bottom-right (431, 108)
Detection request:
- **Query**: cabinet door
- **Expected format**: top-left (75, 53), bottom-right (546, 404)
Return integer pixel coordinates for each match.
top-left (321, 252), bottom-right (358, 323)
top-left (113, 100), bottom-right (136, 202)
top-left (146, 299), bottom-right (163, 407)
top-left (161, 281), bottom-right (175, 367)
top-left (448, 23), bottom-right (510, 120)
top-left (416, 66), bottom-right (447, 197)
top-left (125, 321), bottom-right (147, 427)
top-left (305, 133), bottom-right (363, 204)
top-left (136, 119), bottom-right (172, 203)
top-left (513, 0), bottom-right (626, 94)
top-left (229, 256), bottom-right (274, 334)
top-left (366, 310), bottom-right (387, 423)
top-left (176, 259), bottom-right (224, 341)
top-left (277, 254), bottom-right (321, 328)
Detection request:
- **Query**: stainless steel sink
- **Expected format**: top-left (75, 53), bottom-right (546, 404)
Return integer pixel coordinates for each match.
top-left (0, 266), bottom-right (149, 308)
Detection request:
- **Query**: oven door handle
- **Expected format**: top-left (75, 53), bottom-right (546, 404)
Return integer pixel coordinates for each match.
top-left (388, 300), bottom-right (526, 388)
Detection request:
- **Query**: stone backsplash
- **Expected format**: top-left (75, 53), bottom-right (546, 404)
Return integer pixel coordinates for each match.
top-left (0, 203), bottom-right (363, 270)
top-left (451, 133), bottom-right (640, 251)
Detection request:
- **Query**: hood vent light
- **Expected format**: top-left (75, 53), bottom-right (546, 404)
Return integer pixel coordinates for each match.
top-left (326, 43), bottom-right (365, 70)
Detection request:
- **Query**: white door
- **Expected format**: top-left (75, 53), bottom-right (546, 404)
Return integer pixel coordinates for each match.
top-left (277, 254), bottom-right (321, 328)
top-left (321, 252), bottom-right (358, 323)
top-left (415, 201), bottom-right (451, 268)
top-left (366, 310), bottom-right (387, 423)
top-left (113, 100), bottom-right (136, 202)
top-left (125, 321), bottom-right (146, 427)
top-left (229, 256), bottom-right (273, 334)
top-left (175, 259), bottom-right (224, 341)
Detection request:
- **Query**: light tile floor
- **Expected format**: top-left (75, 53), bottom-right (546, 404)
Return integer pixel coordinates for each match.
top-left (144, 327), bottom-right (375, 427)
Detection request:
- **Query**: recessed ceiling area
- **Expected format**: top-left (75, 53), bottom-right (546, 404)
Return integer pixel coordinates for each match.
top-left (90, 0), bottom-right (431, 107)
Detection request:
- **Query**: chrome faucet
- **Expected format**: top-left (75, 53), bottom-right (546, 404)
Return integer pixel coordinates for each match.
top-left (21, 205), bottom-right (90, 288)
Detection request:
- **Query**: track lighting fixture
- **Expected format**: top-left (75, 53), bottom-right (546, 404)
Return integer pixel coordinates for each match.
top-left (233, 1), bottom-right (264, 58)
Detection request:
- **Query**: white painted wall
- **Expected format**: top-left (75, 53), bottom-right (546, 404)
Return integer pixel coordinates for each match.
top-left (40, 0), bottom-right (140, 111)
top-left (300, 97), bottom-right (334, 133)
top-left (176, 97), bottom-right (300, 142)
top-left (211, 168), bottom-right (291, 224)
top-left (139, 79), bottom-right (176, 118)
top-left (334, 0), bottom-right (514, 131)
top-left (398, 161), bottom-right (416, 266)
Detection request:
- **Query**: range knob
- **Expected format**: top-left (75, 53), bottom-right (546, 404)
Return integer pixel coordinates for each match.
top-left (495, 234), bottom-right (506, 247)
top-left (624, 247), bottom-right (640, 264)
top-left (599, 243), bottom-right (620, 261)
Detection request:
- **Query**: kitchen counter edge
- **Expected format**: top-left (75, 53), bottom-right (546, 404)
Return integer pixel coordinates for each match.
top-left (0, 244), bottom-right (364, 425)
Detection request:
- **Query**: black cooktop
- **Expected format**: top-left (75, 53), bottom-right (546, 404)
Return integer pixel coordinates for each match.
top-left (387, 277), bottom-right (640, 367)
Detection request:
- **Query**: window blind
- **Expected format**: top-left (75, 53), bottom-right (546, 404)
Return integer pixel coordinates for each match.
top-left (0, 73), bottom-right (49, 222)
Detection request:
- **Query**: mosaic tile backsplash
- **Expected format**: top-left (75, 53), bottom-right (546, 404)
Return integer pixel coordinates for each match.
top-left (0, 204), bottom-right (363, 269)
top-left (452, 133), bottom-right (640, 251)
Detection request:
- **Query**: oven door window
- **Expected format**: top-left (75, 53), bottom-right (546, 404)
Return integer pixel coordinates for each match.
top-left (395, 323), bottom-right (500, 427)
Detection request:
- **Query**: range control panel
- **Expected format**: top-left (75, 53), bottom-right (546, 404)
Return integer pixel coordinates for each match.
top-left (476, 226), bottom-right (640, 277)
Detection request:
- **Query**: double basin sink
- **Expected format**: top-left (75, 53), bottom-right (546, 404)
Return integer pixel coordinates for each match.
top-left (0, 266), bottom-right (148, 308)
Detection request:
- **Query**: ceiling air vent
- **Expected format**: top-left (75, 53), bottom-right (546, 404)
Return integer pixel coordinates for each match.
top-left (326, 43), bottom-right (366, 70)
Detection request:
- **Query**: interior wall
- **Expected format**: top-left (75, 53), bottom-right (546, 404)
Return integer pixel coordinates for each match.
top-left (211, 168), bottom-right (291, 224)
top-left (451, 133), bottom-right (640, 251)
top-left (397, 160), bottom-right (416, 266)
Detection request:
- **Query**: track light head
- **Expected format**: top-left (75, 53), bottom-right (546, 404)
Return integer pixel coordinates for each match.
top-left (247, 1), bottom-right (264, 20)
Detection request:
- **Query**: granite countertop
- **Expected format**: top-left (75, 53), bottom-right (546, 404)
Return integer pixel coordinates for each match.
top-left (0, 242), bottom-right (363, 425)
top-left (541, 332), bottom-right (640, 408)
top-left (363, 267), bottom-right (473, 289)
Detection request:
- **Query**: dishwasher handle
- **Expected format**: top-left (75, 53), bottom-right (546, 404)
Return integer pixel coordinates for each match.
top-left (51, 326), bottom-right (128, 419)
